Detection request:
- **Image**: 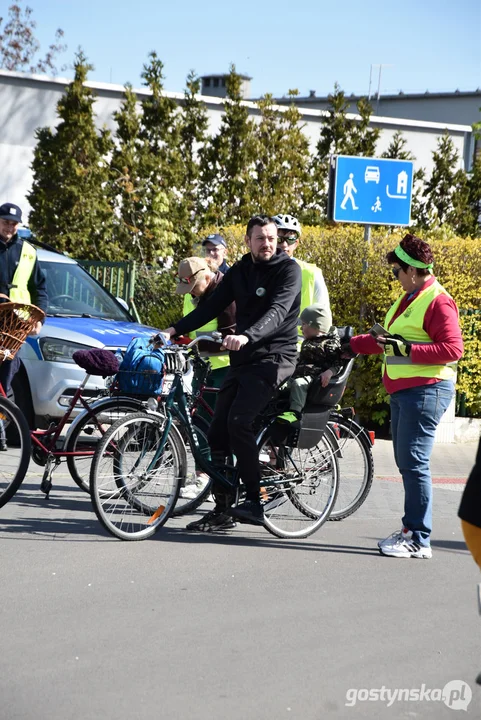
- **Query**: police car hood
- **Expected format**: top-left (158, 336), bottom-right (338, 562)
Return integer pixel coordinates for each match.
top-left (31, 317), bottom-right (159, 350)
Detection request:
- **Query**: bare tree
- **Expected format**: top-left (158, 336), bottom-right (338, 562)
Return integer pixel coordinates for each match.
top-left (0, 3), bottom-right (67, 75)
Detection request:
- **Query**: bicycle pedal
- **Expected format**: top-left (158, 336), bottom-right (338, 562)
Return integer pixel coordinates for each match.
top-left (40, 476), bottom-right (52, 497)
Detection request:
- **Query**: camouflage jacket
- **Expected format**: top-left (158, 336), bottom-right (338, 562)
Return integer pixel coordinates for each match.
top-left (293, 327), bottom-right (343, 378)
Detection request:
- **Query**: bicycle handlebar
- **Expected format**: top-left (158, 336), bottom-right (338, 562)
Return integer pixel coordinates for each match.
top-left (152, 332), bottom-right (223, 351)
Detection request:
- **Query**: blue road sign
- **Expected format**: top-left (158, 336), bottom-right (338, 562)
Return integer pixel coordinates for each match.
top-left (332, 155), bottom-right (414, 226)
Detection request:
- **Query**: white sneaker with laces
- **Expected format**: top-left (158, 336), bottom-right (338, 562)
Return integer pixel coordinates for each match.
top-left (378, 528), bottom-right (407, 550)
top-left (378, 528), bottom-right (432, 559)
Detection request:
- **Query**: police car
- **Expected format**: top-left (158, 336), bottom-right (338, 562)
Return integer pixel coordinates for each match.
top-left (13, 242), bottom-right (158, 428)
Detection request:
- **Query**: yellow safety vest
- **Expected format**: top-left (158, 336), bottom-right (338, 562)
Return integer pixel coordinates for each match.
top-left (10, 240), bottom-right (36, 303)
top-left (382, 280), bottom-right (457, 382)
top-left (183, 294), bottom-right (230, 371)
top-left (295, 258), bottom-right (317, 314)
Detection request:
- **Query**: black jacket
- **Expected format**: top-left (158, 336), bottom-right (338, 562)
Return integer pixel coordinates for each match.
top-left (0, 234), bottom-right (48, 313)
top-left (174, 249), bottom-right (301, 368)
top-left (459, 437), bottom-right (481, 528)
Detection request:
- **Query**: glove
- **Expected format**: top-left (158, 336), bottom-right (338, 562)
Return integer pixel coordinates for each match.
top-left (383, 334), bottom-right (411, 357)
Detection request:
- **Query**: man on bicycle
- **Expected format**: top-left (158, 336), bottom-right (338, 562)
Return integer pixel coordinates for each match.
top-left (164, 215), bottom-right (301, 531)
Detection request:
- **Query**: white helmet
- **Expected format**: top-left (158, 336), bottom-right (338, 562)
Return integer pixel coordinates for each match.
top-left (272, 214), bottom-right (302, 238)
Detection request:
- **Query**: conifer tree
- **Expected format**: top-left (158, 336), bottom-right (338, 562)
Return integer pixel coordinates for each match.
top-left (306, 84), bottom-right (378, 223)
top-left (177, 70), bottom-right (209, 247)
top-left (28, 51), bottom-right (113, 259)
top-left (254, 91), bottom-right (311, 216)
top-left (382, 130), bottom-right (425, 225)
top-left (109, 83), bottom-right (145, 260)
top-left (113, 52), bottom-right (182, 263)
top-left (198, 64), bottom-right (257, 226)
top-left (421, 132), bottom-right (469, 229)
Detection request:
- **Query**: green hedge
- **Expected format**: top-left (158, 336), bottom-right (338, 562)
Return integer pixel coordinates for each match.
top-left (135, 225), bottom-right (481, 424)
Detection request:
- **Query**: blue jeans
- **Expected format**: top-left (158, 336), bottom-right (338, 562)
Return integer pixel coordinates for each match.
top-left (390, 380), bottom-right (454, 547)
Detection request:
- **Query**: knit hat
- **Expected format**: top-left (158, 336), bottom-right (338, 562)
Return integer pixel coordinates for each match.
top-left (299, 304), bottom-right (331, 333)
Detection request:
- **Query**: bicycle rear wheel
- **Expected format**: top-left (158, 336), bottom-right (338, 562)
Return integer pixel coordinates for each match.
top-left (0, 396), bottom-right (31, 509)
top-left (326, 417), bottom-right (374, 521)
top-left (66, 397), bottom-right (145, 493)
top-left (90, 412), bottom-right (184, 540)
top-left (257, 428), bottom-right (339, 539)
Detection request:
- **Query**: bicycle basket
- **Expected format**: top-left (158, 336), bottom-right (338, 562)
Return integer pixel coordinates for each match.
top-left (0, 302), bottom-right (45, 362)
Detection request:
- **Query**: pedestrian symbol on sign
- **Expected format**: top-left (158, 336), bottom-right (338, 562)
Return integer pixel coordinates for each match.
top-left (341, 173), bottom-right (358, 210)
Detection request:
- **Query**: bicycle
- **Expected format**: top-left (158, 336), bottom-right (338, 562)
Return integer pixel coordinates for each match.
top-left (0, 338), bottom-right (160, 506)
top-left (170, 329), bottom-right (374, 522)
top-left (89, 336), bottom-right (340, 541)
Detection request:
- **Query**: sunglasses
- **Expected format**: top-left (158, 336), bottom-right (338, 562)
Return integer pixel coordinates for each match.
top-left (277, 235), bottom-right (298, 246)
top-left (392, 267), bottom-right (401, 279)
top-left (176, 268), bottom-right (203, 284)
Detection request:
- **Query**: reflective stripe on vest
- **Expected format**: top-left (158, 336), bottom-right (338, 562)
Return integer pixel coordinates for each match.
top-left (382, 280), bottom-right (457, 381)
top-left (10, 240), bottom-right (36, 303)
top-left (183, 294), bottom-right (230, 371)
top-left (295, 258), bottom-right (316, 314)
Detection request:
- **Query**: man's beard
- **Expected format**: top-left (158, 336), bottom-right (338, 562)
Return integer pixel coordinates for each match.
top-left (252, 249), bottom-right (274, 263)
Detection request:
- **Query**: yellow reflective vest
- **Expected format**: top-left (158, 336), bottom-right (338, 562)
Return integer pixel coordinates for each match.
top-left (295, 258), bottom-right (317, 314)
top-left (382, 280), bottom-right (457, 382)
top-left (10, 240), bottom-right (36, 303)
top-left (183, 294), bottom-right (230, 370)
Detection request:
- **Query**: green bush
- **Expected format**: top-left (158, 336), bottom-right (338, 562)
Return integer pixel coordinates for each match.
top-left (137, 225), bottom-right (481, 422)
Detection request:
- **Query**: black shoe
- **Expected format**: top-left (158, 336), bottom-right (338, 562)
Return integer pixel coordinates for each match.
top-left (230, 500), bottom-right (264, 526)
top-left (186, 508), bottom-right (237, 533)
top-left (0, 441), bottom-right (7, 451)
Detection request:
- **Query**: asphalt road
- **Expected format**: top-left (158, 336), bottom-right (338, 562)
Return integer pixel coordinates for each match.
top-left (0, 459), bottom-right (480, 720)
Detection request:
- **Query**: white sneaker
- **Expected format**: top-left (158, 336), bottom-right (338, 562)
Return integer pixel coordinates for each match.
top-left (378, 528), bottom-right (407, 550)
top-left (379, 528), bottom-right (432, 559)
top-left (180, 473), bottom-right (210, 499)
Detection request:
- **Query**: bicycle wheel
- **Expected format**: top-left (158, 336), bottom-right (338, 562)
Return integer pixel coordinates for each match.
top-left (326, 417), bottom-right (374, 521)
top-left (0, 395), bottom-right (32, 509)
top-left (256, 427), bottom-right (339, 539)
top-left (172, 414), bottom-right (214, 517)
top-left (90, 412), bottom-right (184, 540)
top-left (66, 397), bottom-right (145, 493)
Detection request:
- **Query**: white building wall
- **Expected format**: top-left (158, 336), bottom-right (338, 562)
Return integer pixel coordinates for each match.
top-left (0, 70), bottom-right (473, 220)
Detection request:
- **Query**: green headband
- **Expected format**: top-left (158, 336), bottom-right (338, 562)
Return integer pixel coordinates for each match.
top-left (394, 245), bottom-right (434, 270)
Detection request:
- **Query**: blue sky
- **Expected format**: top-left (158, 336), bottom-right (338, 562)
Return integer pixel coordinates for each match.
top-left (24, 0), bottom-right (481, 98)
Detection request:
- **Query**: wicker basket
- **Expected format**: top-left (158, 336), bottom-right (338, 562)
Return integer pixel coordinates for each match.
top-left (0, 302), bottom-right (45, 363)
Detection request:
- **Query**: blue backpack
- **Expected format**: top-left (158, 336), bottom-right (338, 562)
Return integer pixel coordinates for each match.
top-left (117, 337), bottom-right (166, 397)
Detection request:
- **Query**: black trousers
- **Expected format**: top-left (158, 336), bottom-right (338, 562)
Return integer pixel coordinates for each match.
top-left (0, 355), bottom-right (20, 395)
top-left (207, 359), bottom-right (295, 503)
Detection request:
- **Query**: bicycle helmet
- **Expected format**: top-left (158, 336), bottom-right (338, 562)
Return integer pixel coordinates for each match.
top-left (272, 214), bottom-right (302, 238)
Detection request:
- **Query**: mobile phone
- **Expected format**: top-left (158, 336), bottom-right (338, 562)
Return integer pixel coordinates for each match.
top-left (369, 323), bottom-right (389, 338)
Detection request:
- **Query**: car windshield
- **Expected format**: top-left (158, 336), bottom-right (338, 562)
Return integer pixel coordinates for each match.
top-left (39, 259), bottom-right (132, 320)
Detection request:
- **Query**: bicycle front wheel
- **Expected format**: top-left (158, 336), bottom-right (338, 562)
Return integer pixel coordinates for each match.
top-left (257, 428), bottom-right (339, 539)
top-left (0, 395), bottom-right (31, 509)
top-left (66, 397), bottom-right (146, 493)
top-left (326, 417), bottom-right (374, 521)
top-left (90, 412), bottom-right (184, 540)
